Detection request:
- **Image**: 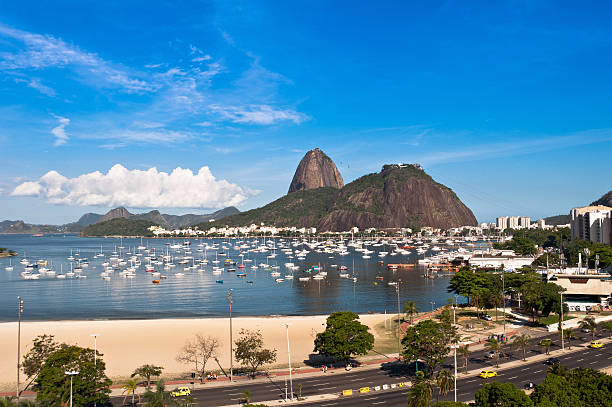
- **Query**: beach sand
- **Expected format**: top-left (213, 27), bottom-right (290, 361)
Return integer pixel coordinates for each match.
top-left (0, 313), bottom-right (389, 390)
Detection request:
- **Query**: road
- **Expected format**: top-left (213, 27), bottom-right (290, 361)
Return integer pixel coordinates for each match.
top-left (110, 329), bottom-right (609, 406)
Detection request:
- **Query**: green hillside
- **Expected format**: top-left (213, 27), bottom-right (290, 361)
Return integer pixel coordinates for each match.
top-left (196, 187), bottom-right (338, 229)
top-left (81, 218), bottom-right (158, 237)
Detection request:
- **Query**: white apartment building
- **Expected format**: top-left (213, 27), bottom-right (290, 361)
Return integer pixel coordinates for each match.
top-left (496, 215), bottom-right (531, 230)
top-left (570, 205), bottom-right (612, 245)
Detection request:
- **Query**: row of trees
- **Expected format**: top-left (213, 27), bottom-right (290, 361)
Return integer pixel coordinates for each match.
top-left (423, 365), bottom-right (612, 407)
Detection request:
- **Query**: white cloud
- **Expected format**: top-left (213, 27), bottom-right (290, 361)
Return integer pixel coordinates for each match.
top-left (0, 23), bottom-right (157, 93)
top-left (51, 115), bottom-right (70, 146)
top-left (209, 104), bottom-right (308, 125)
top-left (11, 164), bottom-right (252, 208)
top-left (192, 55), bottom-right (211, 62)
top-left (11, 181), bottom-right (42, 196)
top-left (28, 78), bottom-right (56, 96)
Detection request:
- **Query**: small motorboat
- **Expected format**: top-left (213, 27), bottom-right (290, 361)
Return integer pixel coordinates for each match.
top-left (215, 280), bottom-right (224, 284)
top-left (152, 280), bottom-right (160, 284)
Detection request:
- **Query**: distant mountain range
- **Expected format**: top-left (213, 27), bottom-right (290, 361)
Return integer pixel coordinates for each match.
top-left (0, 206), bottom-right (240, 234)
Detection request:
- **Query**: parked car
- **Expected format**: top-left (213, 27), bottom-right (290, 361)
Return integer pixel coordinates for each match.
top-left (486, 351), bottom-right (496, 359)
top-left (481, 314), bottom-right (493, 321)
top-left (590, 341), bottom-right (604, 349)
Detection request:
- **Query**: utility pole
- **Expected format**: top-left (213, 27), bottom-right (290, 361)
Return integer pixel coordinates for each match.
top-left (17, 297), bottom-right (23, 402)
top-left (282, 324), bottom-right (294, 400)
top-left (395, 280), bottom-right (401, 361)
top-left (502, 268), bottom-right (506, 337)
top-left (228, 289), bottom-right (233, 381)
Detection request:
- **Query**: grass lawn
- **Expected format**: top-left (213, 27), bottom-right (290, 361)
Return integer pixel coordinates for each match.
top-left (536, 314), bottom-right (576, 326)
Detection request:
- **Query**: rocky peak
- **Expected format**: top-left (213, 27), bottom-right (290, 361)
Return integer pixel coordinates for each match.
top-left (288, 148), bottom-right (344, 194)
top-left (98, 207), bottom-right (132, 223)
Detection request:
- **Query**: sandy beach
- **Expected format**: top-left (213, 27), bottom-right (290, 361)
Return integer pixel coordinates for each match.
top-left (0, 313), bottom-right (389, 390)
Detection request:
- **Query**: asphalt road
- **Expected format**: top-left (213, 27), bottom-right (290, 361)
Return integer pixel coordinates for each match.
top-left (110, 329), bottom-right (609, 406)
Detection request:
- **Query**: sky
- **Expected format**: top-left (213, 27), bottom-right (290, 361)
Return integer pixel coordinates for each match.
top-left (1, 0), bottom-right (611, 225)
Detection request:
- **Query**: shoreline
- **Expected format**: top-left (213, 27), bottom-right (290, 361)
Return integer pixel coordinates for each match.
top-left (0, 313), bottom-right (390, 389)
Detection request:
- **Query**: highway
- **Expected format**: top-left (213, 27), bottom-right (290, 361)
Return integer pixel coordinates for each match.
top-left (110, 329), bottom-right (610, 406)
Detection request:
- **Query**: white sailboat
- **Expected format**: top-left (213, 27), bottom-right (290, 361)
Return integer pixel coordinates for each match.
top-left (5, 259), bottom-right (13, 271)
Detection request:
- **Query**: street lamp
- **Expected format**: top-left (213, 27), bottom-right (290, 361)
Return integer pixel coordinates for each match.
top-left (452, 304), bottom-right (458, 402)
top-left (17, 297), bottom-right (23, 402)
top-left (228, 289), bottom-right (233, 382)
top-left (560, 292), bottom-right (565, 351)
top-left (395, 280), bottom-right (402, 361)
top-left (91, 334), bottom-right (98, 407)
top-left (65, 370), bottom-right (79, 407)
top-left (282, 324), bottom-right (293, 401)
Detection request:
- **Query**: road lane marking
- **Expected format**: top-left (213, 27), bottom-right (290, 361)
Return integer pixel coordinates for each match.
top-left (372, 402), bottom-right (386, 405)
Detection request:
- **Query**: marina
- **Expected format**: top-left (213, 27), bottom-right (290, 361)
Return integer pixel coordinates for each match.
top-left (0, 234), bottom-right (492, 321)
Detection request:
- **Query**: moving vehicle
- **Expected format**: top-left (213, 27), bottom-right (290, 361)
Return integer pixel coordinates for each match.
top-left (485, 351), bottom-right (496, 359)
top-left (481, 314), bottom-right (493, 321)
top-left (539, 339), bottom-right (552, 346)
top-left (170, 386), bottom-right (191, 397)
top-left (544, 357), bottom-right (560, 365)
top-left (479, 370), bottom-right (497, 378)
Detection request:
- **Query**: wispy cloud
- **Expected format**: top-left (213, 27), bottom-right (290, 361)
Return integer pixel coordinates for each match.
top-left (209, 104), bottom-right (307, 125)
top-left (51, 115), bottom-right (70, 146)
top-left (27, 78), bottom-right (55, 96)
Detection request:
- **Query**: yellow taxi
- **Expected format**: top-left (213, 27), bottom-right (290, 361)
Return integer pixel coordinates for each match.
top-left (539, 338), bottom-right (552, 346)
top-left (479, 370), bottom-right (497, 379)
top-left (589, 341), bottom-right (604, 349)
top-left (170, 386), bottom-right (191, 397)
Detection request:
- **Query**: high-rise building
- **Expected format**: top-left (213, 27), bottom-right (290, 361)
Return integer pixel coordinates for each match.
top-left (519, 216), bottom-right (531, 228)
top-left (496, 216), bottom-right (509, 229)
top-left (508, 216), bottom-right (520, 229)
top-left (570, 206), bottom-right (612, 245)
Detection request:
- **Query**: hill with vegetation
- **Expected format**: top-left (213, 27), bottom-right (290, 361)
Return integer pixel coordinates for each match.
top-left (199, 164), bottom-right (477, 231)
top-left (80, 218), bottom-right (158, 237)
top-left (592, 189), bottom-right (612, 207)
top-left (542, 214), bottom-right (570, 226)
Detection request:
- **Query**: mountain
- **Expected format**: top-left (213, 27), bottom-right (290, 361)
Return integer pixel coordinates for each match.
top-left (0, 220), bottom-right (61, 234)
top-left (542, 214), bottom-right (571, 226)
top-left (81, 218), bottom-right (157, 237)
top-left (132, 210), bottom-right (170, 229)
top-left (98, 207), bottom-right (133, 223)
top-left (163, 207), bottom-right (240, 228)
top-left (75, 213), bottom-right (104, 227)
top-left (288, 148), bottom-right (344, 193)
top-left (592, 190), bottom-right (612, 207)
top-left (200, 163), bottom-right (477, 231)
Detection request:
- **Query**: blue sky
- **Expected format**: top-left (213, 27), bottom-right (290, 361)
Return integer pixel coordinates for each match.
top-left (1, 0), bottom-right (611, 224)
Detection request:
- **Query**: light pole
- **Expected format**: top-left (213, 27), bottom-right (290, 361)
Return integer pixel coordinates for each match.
top-left (395, 280), bottom-right (402, 361)
top-left (560, 292), bottom-right (565, 351)
top-left (17, 297), bottom-right (23, 402)
top-left (502, 268), bottom-right (506, 338)
top-left (452, 304), bottom-right (458, 402)
top-left (430, 301), bottom-right (435, 312)
top-left (91, 333), bottom-right (98, 407)
top-left (282, 324), bottom-right (293, 401)
top-left (228, 289), bottom-right (233, 382)
top-left (65, 370), bottom-right (79, 407)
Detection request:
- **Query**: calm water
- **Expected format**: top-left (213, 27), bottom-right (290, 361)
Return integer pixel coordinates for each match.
top-left (0, 234), bottom-right (455, 321)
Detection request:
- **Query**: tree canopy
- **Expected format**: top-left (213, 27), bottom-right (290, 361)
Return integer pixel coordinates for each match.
top-left (313, 311), bottom-right (375, 362)
top-left (401, 319), bottom-right (456, 376)
top-left (234, 329), bottom-right (277, 377)
top-left (475, 382), bottom-right (533, 407)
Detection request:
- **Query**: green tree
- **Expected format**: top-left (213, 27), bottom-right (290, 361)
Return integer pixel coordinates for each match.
top-left (404, 301), bottom-right (418, 324)
top-left (547, 362), bottom-right (567, 376)
top-left (432, 403), bottom-right (469, 407)
top-left (530, 371), bottom-right (581, 406)
top-left (402, 320), bottom-right (455, 376)
top-left (407, 374), bottom-right (434, 407)
top-left (599, 321), bottom-right (612, 338)
top-left (458, 345), bottom-right (471, 374)
top-left (235, 329), bottom-right (277, 377)
top-left (35, 345), bottom-right (112, 407)
top-left (511, 333), bottom-right (531, 361)
top-left (475, 382), bottom-right (533, 407)
top-left (435, 369), bottom-right (454, 402)
top-left (579, 317), bottom-right (598, 341)
top-left (243, 390), bottom-right (251, 404)
top-left (540, 340), bottom-right (552, 355)
top-left (122, 378), bottom-right (141, 406)
top-left (313, 311), bottom-right (375, 362)
top-left (484, 338), bottom-right (505, 368)
top-left (132, 364), bottom-right (163, 389)
top-left (447, 269), bottom-right (488, 305)
top-left (143, 380), bottom-right (175, 407)
top-left (21, 334), bottom-right (61, 393)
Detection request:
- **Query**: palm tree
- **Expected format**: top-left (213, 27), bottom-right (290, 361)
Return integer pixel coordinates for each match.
top-left (511, 333), bottom-right (531, 361)
top-left (458, 345), bottom-right (471, 374)
top-left (407, 379), bottom-right (433, 407)
top-left (541, 341), bottom-right (552, 355)
top-left (243, 390), bottom-right (251, 404)
top-left (563, 329), bottom-right (576, 349)
top-left (547, 362), bottom-right (567, 376)
top-left (143, 380), bottom-right (175, 407)
top-left (579, 317), bottom-right (598, 340)
top-left (484, 338), bottom-right (505, 368)
top-left (404, 301), bottom-right (418, 325)
top-left (435, 369), bottom-right (454, 402)
top-left (132, 365), bottom-right (163, 390)
top-left (599, 321), bottom-right (612, 338)
top-left (0, 397), bottom-right (17, 407)
top-left (122, 379), bottom-right (141, 406)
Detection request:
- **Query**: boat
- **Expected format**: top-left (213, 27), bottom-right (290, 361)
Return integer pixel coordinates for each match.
top-left (152, 280), bottom-right (160, 284)
top-left (5, 259), bottom-right (13, 271)
top-left (215, 280), bottom-right (224, 284)
top-left (236, 272), bottom-right (247, 277)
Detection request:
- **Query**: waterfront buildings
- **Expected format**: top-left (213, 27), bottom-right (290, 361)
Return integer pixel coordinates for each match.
top-left (496, 216), bottom-right (531, 230)
top-left (570, 205), bottom-right (612, 245)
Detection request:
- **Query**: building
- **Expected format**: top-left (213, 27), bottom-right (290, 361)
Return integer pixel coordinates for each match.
top-left (548, 273), bottom-right (612, 311)
top-left (520, 216), bottom-right (531, 228)
top-left (570, 205), bottom-right (612, 245)
top-left (496, 216), bottom-right (509, 229)
top-left (496, 215), bottom-right (531, 230)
